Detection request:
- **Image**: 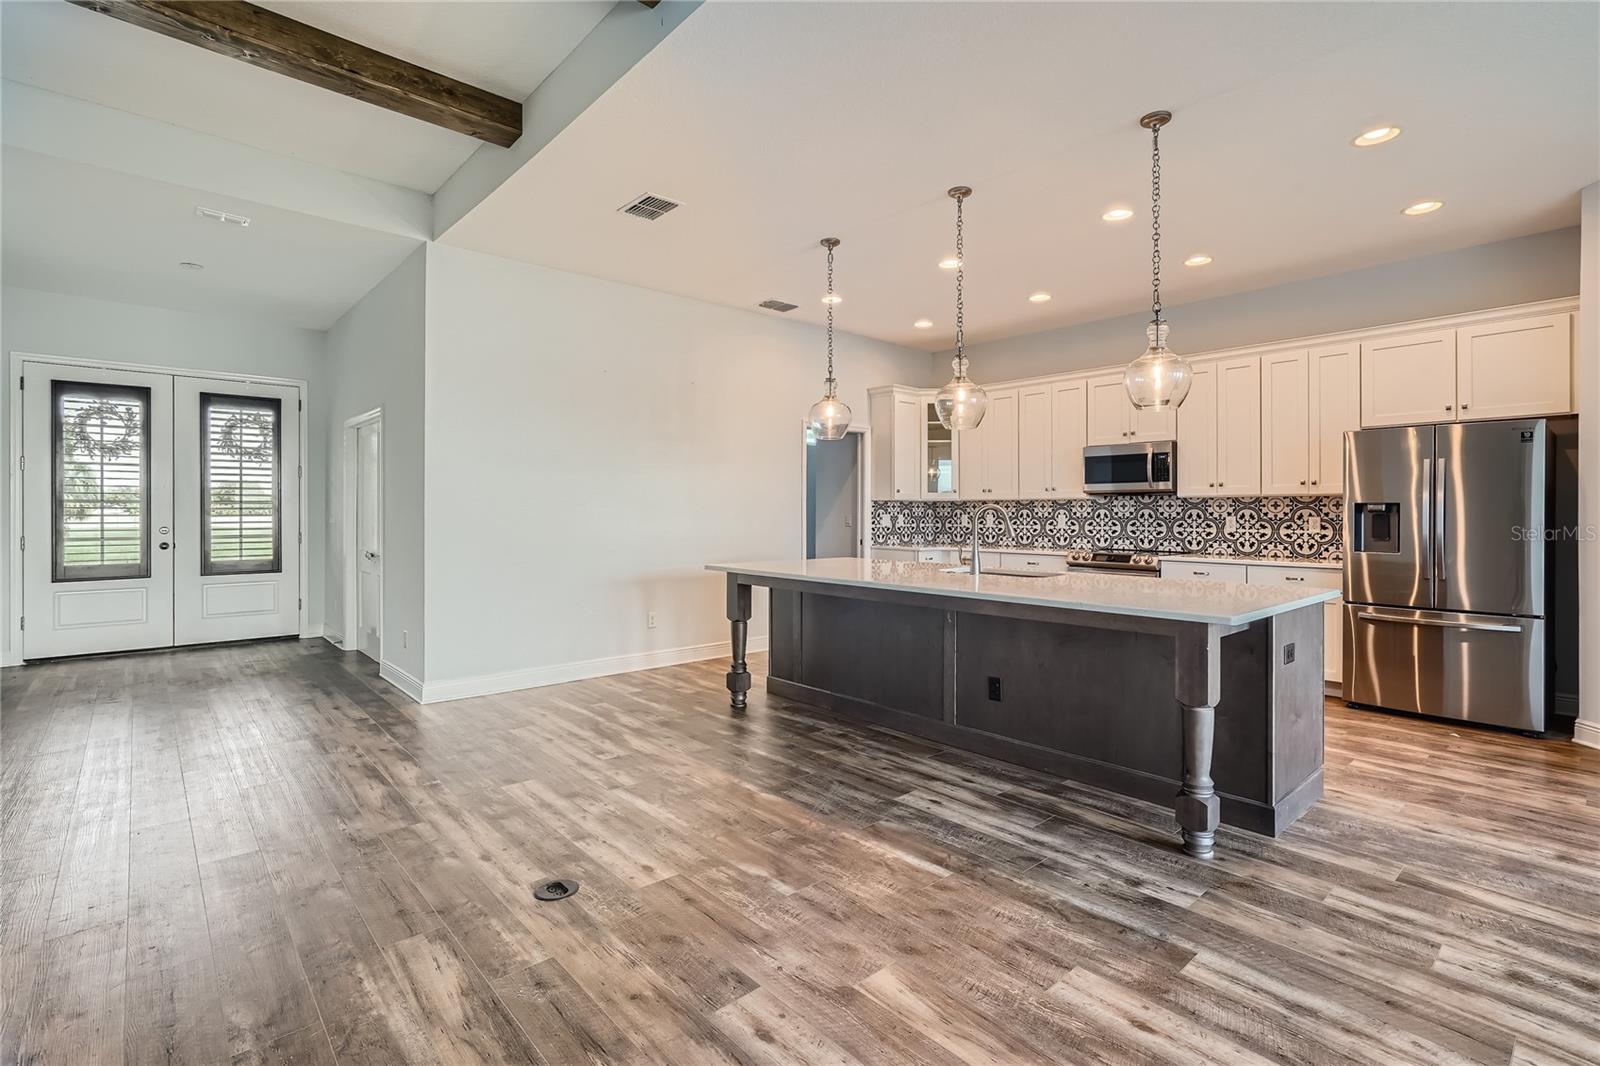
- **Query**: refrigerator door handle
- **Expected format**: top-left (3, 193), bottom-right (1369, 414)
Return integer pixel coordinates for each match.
top-left (1356, 610), bottom-right (1524, 634)
top-left (1420, 457), bottom-right (1433, 603)
top-left (1434, 455), bottom-right (1447, 584)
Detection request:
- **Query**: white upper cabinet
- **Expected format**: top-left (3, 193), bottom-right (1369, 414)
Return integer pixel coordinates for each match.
top-left (1456, 313), bottom-right (1572, 421)
top-left (1361, 329), bottom-right (1457, 427)
top-left (1049, 379), bottom-right (1088, 497)
top-left (922, 398), bottom-right (959, 498)
top-left (1086, 372), bottom-right (1175, 445)
top-left (1263, 344), bottom-right (1359, 495)
top-left (1017, 384), bottom-right (1052, 499)
top-left (1179, 357), bottom-right (1260, 496)
top-left (1260, 350), bottom-right (1311, 496)
top-left (868, 387), bottom-right (926, 500)
top-left (1176, 364), bottom-right (1216, 496)
top-left (1308, 342), bottom-right (1359, 494)
top-left (957, 387), bottom-right (1019, 499)
top-left (1018, 379), bottom-right (1088, 498)
top-left (1215, 357), bottom-right (1262, 495)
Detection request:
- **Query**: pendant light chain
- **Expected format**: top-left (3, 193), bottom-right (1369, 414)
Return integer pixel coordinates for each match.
top-left (825, 240), bottom-right (836, 393)
top-left (1150, 118), bottom-right (1163, 324)
top-left (954, 192), bottom-right (966, 360)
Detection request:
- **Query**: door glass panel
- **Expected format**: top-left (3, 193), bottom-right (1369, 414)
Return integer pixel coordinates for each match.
top-left (201, 393), bottom-right (281, 575)
top-left (925, 401), bottom-right (954, 494)
top-left (52, 381), bottom-right (151, 582)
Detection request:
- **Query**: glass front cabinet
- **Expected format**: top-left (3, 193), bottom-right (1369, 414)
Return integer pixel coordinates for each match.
top-left (922, 399), bottom-right (958, 498)
top-left (868, 386), bottom-right (957, 501)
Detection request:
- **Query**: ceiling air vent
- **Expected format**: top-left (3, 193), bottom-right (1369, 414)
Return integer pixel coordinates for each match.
top-left (758, 299), bottom-right (799, 312)
top-left (618, 193), bottom-right (680, 221)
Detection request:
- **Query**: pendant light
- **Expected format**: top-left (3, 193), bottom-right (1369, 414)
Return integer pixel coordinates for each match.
top-left (806, 237), bottom-right (852, 441)
top-left (934, 186), bottom-right (989, 431)
top-left (1123, 111), bottom-right (1194, 410)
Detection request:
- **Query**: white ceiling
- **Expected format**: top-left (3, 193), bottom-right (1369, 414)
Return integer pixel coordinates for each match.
top-left (440, 1), bottom-right (1600, 351)
top-left (2, 146), bottom-right (422, 329)
top-left (0, 0), bottom-right (615, 193)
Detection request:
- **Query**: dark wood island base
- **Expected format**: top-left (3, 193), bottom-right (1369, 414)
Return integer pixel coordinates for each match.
top-left (719, 570), bottom-right (1327, 856)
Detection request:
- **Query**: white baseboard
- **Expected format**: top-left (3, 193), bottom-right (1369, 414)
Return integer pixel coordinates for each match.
top-left (420, 636), bottom-right (769, 705)
top-left (300, 624), bottom-right (325, 640)
top-left (1574, 717), bottom-right (1600, 751)
top-left (1554, 692), bottom-right (1579, 718)
top-left (321, 630), bottom-right (347, 651)
top-left (379, 660), bottom-right (425, 703)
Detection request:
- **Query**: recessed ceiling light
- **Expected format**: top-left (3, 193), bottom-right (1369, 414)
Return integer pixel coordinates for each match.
top-left (938, 256), bottom-right (962, 270)
top-left (913, 318), bottom-right (933, 329)
top-left (178, 261), bottom-right (205, 270)
top-left (1352, 126), bottom-right (1401, 147)
top-left (1403, 200), bottom-right (1444, 215)
top-left (821, 293), bottom-right (843, 304)
top-left (1102, 207), bottom-right (1134, 222)
top-left (1184, 254), bottom-right (1213, 267)
top-left (1028, 291), bottom-right (1052, 303)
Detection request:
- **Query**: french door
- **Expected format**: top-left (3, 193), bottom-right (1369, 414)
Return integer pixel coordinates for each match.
top-left (19, 359), bottom-right (302, 659)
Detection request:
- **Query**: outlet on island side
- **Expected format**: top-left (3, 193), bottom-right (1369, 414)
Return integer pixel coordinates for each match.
top-left (987, 676), bottom-right (1003, 702)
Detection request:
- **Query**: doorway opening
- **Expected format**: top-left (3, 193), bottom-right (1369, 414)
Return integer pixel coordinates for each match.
top-left (805, 426), bottom-right (865, 559)
top-left (341, 409), bottom-right (383, 662)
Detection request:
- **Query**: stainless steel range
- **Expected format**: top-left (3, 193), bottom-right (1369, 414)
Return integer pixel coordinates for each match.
top-left (1064, 550), bottom-right (1161, 576)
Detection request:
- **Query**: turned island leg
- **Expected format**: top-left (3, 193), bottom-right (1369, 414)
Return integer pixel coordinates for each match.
top-left (725, 576), bottom-right (752, 714)
top-left (1174, 624), bottom-right (1224, 859)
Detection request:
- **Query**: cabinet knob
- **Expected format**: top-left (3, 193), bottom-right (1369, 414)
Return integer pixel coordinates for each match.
top-left (1445, 404), bottom-right (1453, 411)
top-left (1300, 480), bottom-right (1306, 486)
top-left (1460, 403), bottom-right (1469, 410)
top-left (1311, 479), bottom-right (1318, 485)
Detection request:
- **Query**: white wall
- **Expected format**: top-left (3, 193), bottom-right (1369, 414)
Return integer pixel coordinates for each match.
top-left (1576, 187), bottom-right (1599, 750)
top-left (2, 285), bottom-right (327, 663)
top-left (420, 243), bottom-right (928, 693)
top-left (323, 247), bottom-right (427, 686)
top-left (936, 227), bottom-right (1583, 384)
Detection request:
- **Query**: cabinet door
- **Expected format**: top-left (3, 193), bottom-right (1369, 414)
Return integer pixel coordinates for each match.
top-left (1361, 329), bottom-right (1457, 427)
top-left (1215, 357), bottom-right (1262, 495)
top-left (1016, 384), bottom-right (1053, 499)
top-left (1175, 364), bottom-right (1216, 496)
top-left (1457, 313), bottom-right (1572, 421)
top-left (1085, 374), bottom-right (1131, 445)
top-left (1130, 400), bottom-right (1177, 443)
top-left (956, 419), bottom-right (985, 500)
top-left (893, 394), bottom-right (921, 498)
top-left (1324, 597), bottom-right (1342, 685)
top-left (1308, 342), bottom-right (1359, 494)
top-left (982, 389), bottom-right (1020, 499)
top-left (1049, 380), bottom-right (1087, 497)
top-left (1260, 350), bottom-right (1310, 496)
top-left (922, 399), bottom-right (958, 498)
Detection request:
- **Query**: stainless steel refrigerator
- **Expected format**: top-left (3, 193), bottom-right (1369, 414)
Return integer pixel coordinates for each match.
top-left (1343, 419), bottom-right (1550, 732)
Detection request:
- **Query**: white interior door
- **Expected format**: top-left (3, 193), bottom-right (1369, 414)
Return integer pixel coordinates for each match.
top-left (21, 363), bottom-right (175, 658)
top-left (173, 376), bottom-right (301, 645)
top-left (356, 419), bottom-right (383, 661)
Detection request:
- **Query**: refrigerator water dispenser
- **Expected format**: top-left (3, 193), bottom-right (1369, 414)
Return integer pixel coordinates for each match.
top-left (1353, 503), bottom-right (1401, 553)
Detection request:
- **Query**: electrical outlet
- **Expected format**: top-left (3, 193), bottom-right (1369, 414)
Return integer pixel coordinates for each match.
top-left (647, 611), bottom-right (658, 629)
top-left (1308, 514), bottom-right (1322, 533)
top-left (987, 676), bottom-right (1003, 702)
top-left (1283, 642), bottom-right (1296, 665)
top-left (1225, 515), bottom-right (1238, 535)
top-left (401, 630), bottom-right (408, 649)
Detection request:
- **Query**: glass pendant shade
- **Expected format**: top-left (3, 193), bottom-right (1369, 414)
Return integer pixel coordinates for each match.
top-left (935, 355), bottom-right (989, 431)
top-left (807, 382), bottom-right (852, 441)
top-left (1124, 321), bottom-right (1193, 409)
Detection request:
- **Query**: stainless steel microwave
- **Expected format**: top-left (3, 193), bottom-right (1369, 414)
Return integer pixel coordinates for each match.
top-left (1083, 441), bottom-right (1176, 495)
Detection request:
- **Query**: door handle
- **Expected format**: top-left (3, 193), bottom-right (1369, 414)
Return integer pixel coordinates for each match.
top-left (158, 541), bottom-right (170, 550)
top-left (364, 550), bottom-right (380, 561)
top-left (1434, 456), bottom-right (1447, 583)
top-left (1357, 611), bottom-right (1522, 634)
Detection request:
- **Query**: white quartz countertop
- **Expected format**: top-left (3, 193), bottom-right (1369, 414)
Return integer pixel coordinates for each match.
top-left (876, 545), bottom-right (1342, 571)
top-left (707, 558), bottom-right (1337, 627)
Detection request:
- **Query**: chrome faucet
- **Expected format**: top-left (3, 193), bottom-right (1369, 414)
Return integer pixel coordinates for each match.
top-left (967, 503), bottom-right (1014, 577)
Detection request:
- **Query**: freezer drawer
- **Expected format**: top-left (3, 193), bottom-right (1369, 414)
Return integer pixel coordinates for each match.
top-left (1343, 605), bottom-right (1545, 731)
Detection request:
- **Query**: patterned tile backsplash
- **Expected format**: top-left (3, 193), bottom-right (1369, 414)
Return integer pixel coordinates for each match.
top-left (871, 495), bottom-right (1345, 562)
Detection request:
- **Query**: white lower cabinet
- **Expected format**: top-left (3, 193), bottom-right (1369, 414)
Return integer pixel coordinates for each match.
top-left (1244, 564), bottom-right (1342, 685)
top-left (1158, 560), bottom-right (1248, 584)
top-left (998, 553), bottom-right (1067, 573)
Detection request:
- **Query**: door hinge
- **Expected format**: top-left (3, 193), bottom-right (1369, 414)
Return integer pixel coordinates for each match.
top-left (298, 598), bottom-right (303, 610)
top-left (297, 465), bottom-right (303, 479)
top-left (298, 399), bottom-right (303, 411)
top-left (18, 535), bottom-right (24, 552)
top-left (297, 531), bottom-right (302, 544)
top-left (18, 616), bottom-right (23, 630)
top-left (17, 455), bottom-right (23, 472)
top-left (18, 376), bottom-right (23, 390)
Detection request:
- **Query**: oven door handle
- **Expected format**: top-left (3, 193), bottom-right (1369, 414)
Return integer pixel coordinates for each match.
top-left (1356, 610), bottom-right (1523, 634)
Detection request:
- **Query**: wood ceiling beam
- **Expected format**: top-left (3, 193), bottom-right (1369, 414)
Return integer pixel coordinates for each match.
top-left (67, 0), bottom-right (523, 147)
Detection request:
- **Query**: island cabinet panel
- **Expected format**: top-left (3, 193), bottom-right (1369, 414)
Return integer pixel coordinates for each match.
top-left (764, 588), bottom-right (1325, 835)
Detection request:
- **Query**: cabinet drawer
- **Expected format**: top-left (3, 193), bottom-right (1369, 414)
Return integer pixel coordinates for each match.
top-left (999, 553), bottom-right (1067, 573)
top-left (916, 549), bottom-right (957, 563)
top-left (871, 547), bottom-right (917, 560)
top-left (1159, 561), bottom-right (1247, 584)
top-left (1245, 565), bottom-right (1341, 591)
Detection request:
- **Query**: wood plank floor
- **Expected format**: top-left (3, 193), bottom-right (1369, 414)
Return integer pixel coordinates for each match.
top-left (3, 638), bottom-right (1598, 1065)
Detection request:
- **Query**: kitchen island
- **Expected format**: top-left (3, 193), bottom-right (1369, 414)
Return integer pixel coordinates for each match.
top-left (707, 558), bottom-right (1338, 858)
